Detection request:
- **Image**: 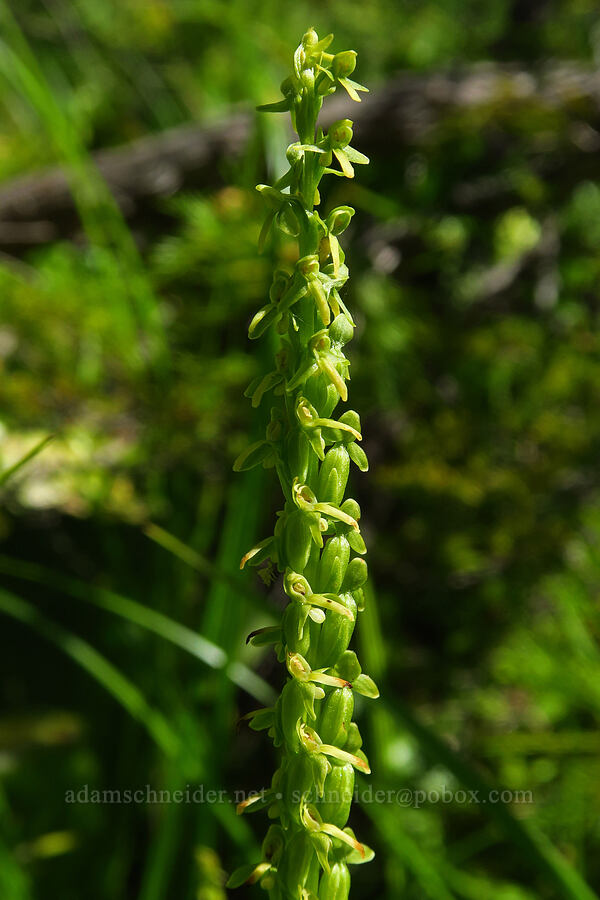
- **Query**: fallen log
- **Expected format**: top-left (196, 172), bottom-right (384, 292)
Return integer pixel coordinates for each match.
top-left (0, 63), bottom-right (599, 249)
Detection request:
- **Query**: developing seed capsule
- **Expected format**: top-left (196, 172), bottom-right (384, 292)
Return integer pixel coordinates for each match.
top-left (316, 445), bottom-right (350, 506)
top-left (283, 508), bottom-right (314, 572)
top-left (281, 754), bottom-right (316, 823)
top-left (279, 680), bottom-right (308, 753)
top-left (305, 447), bottom-right (322, 494)
top-left (277, 830), bottom-right (315, 899)
top-left (314, 535), bottom-right (351, 594)
top-left (312, 591), bottom-right (356, 669)
top-left (322, 381), bottom-right (343, 419)
top-left (282, 601), bottom-right (311, 656)
top-left (316, 762), bottom-right (354, 828)
top-left (304, 847), bottom-right (324, 898)
top-left (316, 686), bottom-right (354, 746)
top-left (301, 539), bottom-right (321, 590)
top-left (318, 861), bottom-right (351, 900)
top-left (311, 750), bottom-right (332, 799)
top-left (303, 372), bottom-right (329, 412)
top-left (287, 428), bottom-right (311, 483)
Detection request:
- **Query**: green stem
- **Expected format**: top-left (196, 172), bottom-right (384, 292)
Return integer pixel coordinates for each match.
top-left (229, 29), bottom-right (373, 900)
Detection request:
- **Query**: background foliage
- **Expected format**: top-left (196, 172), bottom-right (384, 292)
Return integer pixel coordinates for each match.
top-left (1, 1), bottom-right (600, 898)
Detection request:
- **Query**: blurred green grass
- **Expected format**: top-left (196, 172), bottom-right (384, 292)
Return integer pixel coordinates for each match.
top-left (1, 1), bottom-right (600, 898)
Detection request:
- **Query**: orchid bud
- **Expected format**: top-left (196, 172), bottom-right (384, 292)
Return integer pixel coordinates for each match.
top-left (297, 254), bottom-right (320, 277)
top-left (333, 650), bottom-right (361, 683)
top-left (328, 120), bottom-right (353, 150)
top-left (256, 183), bottom-right (288, 210)
top-left (326, 206), bottom-right (355, 236)
top-left (340, 557), bottom-right (368, 592)
top-left (328, 314), bottom-right (354, 347)
top-left (316, 763), bottom-right (354, 829)
top-left (332, 51), bottom-right (357, 79)
top-left (286, 143), bottom-right (303, 166)
top-left (317, 686), bottom-right (354, 746)
top-left (269, 269), bottom-right (290, 303)
top-left (302, 28), bottom-right (319, 50)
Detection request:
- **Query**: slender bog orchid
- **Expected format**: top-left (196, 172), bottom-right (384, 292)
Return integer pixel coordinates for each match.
top-left (228, 29), bottom-right (377, 900)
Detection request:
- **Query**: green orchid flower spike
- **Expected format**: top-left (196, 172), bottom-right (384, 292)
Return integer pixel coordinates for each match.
top-left (230, 28), bottom-right (377, 900)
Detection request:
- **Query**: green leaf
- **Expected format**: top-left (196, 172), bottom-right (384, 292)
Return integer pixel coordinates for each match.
top-left (225, 863), bottom-right (260, 888)
top-left (248, 304), bottom-right (280, 339)
top-left (346, 843), bottom-right (375, 865)
top-left (256, 98), bottom-right (291, 113)
top-left (0, 553), bottom-right (276, 707)
top-left (0, 588), bottom-right (180, 759)
top-left (347, 530), bottom-right (367, 555)
top-left (233, 440), bottom-right (272, 472)
top-left (352, 673), bottom-right (379, 699)
top-left (0, 434), bottom-right (54, 486)
top-left (257, 210), bottom-right (275, 252)
top-left (337, 77), bottom-right (368, 102)
top-left (333, 148), bottom-right (354, 179)
top-left (348, 442), bottom-right (369, 472)
top-left (344, 146), bottom-right (369, 165)
top-left (248, 709), bottom-right (275, 732)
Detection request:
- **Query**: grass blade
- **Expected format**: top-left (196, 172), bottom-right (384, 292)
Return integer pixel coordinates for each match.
top-left (0, 7), bottom-right (167, 370)
top-left (365, 804), bottom-right (456, 900)
top-left (0, 554), bottom-right (275, 706)
top-left (143, 522), bottom-right (266, 609)
top-left (385, 698), bottom-right (598, 900)
top-left (358, 582), bottom-right (599, 900)
top-left (0, 435), bottom-right (54, 487)
top-left (0, 588), bottom-right (180, 759)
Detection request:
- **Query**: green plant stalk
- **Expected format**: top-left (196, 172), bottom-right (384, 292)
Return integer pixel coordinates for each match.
top-left (229, 29), bottom-right (376, 900)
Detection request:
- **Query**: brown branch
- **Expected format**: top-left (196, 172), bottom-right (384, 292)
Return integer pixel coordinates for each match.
top-left (1, 62), bottom-right (599, 250)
